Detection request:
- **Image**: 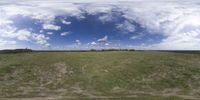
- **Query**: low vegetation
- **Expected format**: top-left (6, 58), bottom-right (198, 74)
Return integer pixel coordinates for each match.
top-left (0, 51), bottom-right (199, 100)
top-left (0, 49), bottom-right (32, 54)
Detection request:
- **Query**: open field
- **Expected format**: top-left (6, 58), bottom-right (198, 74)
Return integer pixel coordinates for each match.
top-left (0, 51), bottom-right (200, 100)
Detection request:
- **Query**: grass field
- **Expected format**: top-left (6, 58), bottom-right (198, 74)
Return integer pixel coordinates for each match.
top-left (0, 51), bottom-right (200, 100)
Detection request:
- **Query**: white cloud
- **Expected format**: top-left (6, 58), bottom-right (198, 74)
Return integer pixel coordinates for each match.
top-left (15, 29), bottom-right (32, 41)
top-left (105, 43), bottom-right (109, 46)
top-left (88, 41), bottom-right (97, 48)
top-left (61, 19), bottom-right (71, 25)
top-left (0, 1), bottom-right (83, 30)
top-left (0, 39), bottom-right (16, 46)
top-left (1, 1), bottom-right (200, 50)
top-left (60, 32), bottom-right (70, 36)
top-left (43, 24), bottom-right (61, 30)
top-left (97, 35), bottom-right (108, 43)
top-left (84, 3), bottom-right (113, 15)
top-left (76, 40), bottom-right (81, 44)
top-left (116, 1), bottom-right (200, 49)
top-left (0, 17), bottom-right (13, 26)
top-left (0, 26), bottom-right (31, 41)
top-left (147, 30), bottom-right (200, 50)
top-left (47, 32), bottom-right (53, 35)
top-left (0, 25), bottom-right (17, 38)
top-left (0, 24), bottom-right (50, 47)
top-left (39, 30), bottom-right (44, 33)
top-left (75, 40), bottom-right (81, 48)
top-left (98, 14), bottom-right (113, 23)
top-left (0, 39), bottom-right (17, 50)
top-left (130, 33), bottom-right (144, 40)
top-left (91, 41), bottom-right (97, 45)
top-left (44, 43), bottom-right (51, 48)
top-left (116, 21), bottom-right (135, 33)
top-left (32, 33), bottom-right (50, 45)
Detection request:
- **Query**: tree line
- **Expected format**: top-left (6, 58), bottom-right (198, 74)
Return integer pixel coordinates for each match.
top-left (0, 48), bottom-right (135, 53)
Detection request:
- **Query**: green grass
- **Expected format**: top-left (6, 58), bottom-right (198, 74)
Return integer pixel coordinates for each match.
top-left (0, 51), bottom-right (200, 100)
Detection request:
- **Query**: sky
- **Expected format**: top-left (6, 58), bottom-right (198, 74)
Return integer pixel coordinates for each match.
top-left (1, 0), bottom-right (200, 50)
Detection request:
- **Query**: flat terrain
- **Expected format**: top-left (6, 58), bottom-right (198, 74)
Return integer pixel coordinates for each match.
top-left (0, 51), bottom-right (200, 100)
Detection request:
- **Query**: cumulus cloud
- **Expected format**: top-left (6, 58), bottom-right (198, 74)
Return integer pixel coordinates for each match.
top-left (91, 41), bottom-right (97, 45)
top-left (32, 33), bottom-right (50, 45)
top-left (116, 21), bottom-right (135, 33)
top-left (74, 40), bottom-right (81, 48)
top-left (0, 39), bottom-right (16, 46)
top-left (117, 1), bottom-right (200, 49)
top-left (97, 35), bottom-right (111, 48)
top-left (97, 35), bottom-right (108, 43)
top-left (0, 25), bottom-right (50, 47)
top-left (84, 3), bottom-right (113, 15)
top-left (60, 32), bottom-right (70, 36)
top-left (129, 3), bottom-right (200, 49)
top-left (1, 0), bottom-right (200, 50)
top-left (105, 43), bottom-right (109, 46)
top-left (88, 41), bottom-right (97, 48)
top-left (47, 32), bottom-right (53, 35)
top-left (43, 24), bottom-right (61, 30)
top-left (61, 19), bottom-right (71, 25)
top-left (146, 30), bottom-right (200, 50)
top-left (0, 39), bottom-right (17, 50)
top-left (15, 29), bottom-right (32, 41)
top-left (0, 1), bottom-right (85, 49)
top-left (98, 14), bottom-right (113, 23)
top-left (0, 26), bottom-right (31, 41)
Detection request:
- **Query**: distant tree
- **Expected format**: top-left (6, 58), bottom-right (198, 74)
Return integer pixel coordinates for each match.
top-left (129, 49), bottom-right (135, 51)
top-left (0, 48), bottom-right (33, 54)
top-left (90, 49), bottom-right (97, 51)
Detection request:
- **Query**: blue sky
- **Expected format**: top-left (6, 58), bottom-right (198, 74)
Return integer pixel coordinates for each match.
top-left (1, 0), bottom-right (200, 50)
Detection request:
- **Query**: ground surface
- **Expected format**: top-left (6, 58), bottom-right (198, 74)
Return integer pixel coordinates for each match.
top-left (0, 51), bottom-right (200, 100)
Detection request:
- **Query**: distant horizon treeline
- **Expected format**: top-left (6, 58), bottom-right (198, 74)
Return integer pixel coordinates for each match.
top-left (1, 48), bottom-right (200, 54)
top-left (0, 48), bottom-right (135, 53)
top-left (0, 48), bottom-right (33, 53)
